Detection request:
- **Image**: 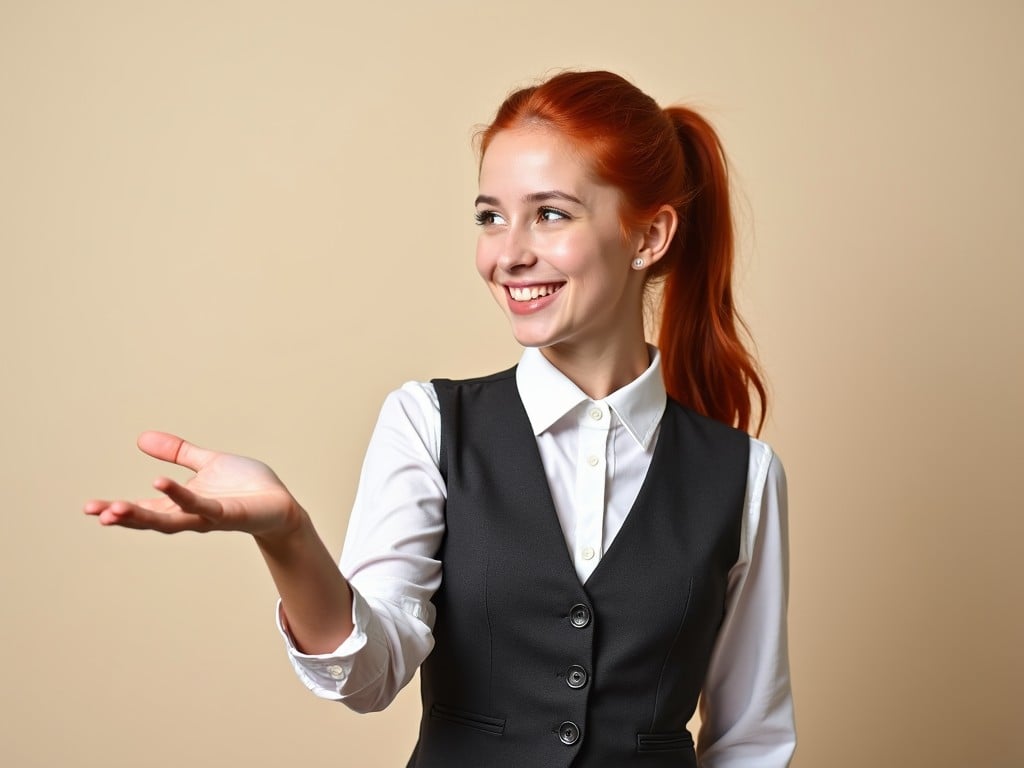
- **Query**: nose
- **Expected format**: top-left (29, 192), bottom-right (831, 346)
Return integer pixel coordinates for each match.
top-left (497, 224), bottom-right (538, 272)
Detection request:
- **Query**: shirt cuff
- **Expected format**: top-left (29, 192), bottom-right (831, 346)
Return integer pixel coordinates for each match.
top-left (275, 585), bottom-right (389, 701)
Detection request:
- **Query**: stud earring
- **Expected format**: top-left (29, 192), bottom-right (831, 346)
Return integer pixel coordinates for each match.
top-left (632, 257), bottom-right (645, 270)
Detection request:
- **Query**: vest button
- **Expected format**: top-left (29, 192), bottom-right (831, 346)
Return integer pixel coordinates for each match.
top-left (569, 604), bottom-right (591, 628)
top-left (566, 665), bottom-right (588, 689)
top-left (558, 720), bottom-right (581, 745)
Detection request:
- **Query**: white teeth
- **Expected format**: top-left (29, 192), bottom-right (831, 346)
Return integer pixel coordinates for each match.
top-left (509, 284), bottom-right (561, 302)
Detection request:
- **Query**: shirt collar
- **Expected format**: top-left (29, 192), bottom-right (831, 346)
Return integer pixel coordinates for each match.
top-left (515, 346), bottom-right (667, 450)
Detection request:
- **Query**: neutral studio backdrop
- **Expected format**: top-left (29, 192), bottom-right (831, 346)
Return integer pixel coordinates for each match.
top-left (2, 1), bottom-right (1021, 766)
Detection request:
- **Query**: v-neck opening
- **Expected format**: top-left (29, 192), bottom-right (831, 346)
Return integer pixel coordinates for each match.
top-left (507, 387), bottom-right (671, 593)
top-left (582, 410), bottom-right (673, 589)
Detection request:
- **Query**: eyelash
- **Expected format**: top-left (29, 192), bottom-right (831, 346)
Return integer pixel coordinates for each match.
top-left (474, 207), bottom-right (571, 226)
top-left (538, 206), bottom-right (570, 222)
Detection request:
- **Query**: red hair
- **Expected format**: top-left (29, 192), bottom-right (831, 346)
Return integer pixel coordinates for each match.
top-left (479, 70), bottom-right (767, 435)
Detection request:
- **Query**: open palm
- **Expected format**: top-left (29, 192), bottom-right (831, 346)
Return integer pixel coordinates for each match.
top-left (84, 431), bottom-right (302, 539)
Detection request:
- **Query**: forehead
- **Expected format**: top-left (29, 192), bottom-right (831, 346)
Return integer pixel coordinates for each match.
top-left (478, 126), bottom-right (597, 193)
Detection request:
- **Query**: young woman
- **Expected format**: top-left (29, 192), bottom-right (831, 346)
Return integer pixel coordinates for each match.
top-left (85, 70), bottom-right (795, 766)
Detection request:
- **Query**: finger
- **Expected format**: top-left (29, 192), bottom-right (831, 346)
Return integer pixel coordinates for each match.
top-left (152, 477), bottom-right (223, 520)
top-left (86, 494), bottom-right (175, 516)
top-left (136, 431), bottom-right (217, 472)
top-left (98, 500), bottom-right (210, 534)
top-left (83, 499), bottom-right (113, 515)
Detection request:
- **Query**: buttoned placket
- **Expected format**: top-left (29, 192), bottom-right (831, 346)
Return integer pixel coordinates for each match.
top-left (573, 400), bottom-right (611, 583)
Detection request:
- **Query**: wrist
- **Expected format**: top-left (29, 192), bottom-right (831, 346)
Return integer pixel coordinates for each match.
top-left (253, 501), bottom-right (311, 552)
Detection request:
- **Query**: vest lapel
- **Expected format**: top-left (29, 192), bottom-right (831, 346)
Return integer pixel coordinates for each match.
top-left (456, 371), bottom-right (584, 590)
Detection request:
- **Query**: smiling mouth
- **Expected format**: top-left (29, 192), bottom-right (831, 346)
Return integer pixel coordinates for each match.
top-left (507, 283), bottom-right (565, 302)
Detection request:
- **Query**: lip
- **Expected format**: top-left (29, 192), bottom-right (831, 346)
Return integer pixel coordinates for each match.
top-left (502, 282), bottom-right (565, 316)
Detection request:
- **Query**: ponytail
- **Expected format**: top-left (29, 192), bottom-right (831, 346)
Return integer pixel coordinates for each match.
top-left (479, 71), bottom-right (768, 435)
top-left (655, 108), bottom-right (767, 435)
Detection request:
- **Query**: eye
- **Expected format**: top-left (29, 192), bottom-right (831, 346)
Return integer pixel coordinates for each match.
top-left (475, 210), bottom-right (507, 226)
top-left (538, 207), bottom-right (570, 223)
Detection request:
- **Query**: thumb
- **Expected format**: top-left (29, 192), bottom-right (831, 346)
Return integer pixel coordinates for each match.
top-left (137, 431), bottom-right (217, 471)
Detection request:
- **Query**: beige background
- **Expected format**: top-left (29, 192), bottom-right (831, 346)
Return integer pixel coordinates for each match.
top-left (2, 1), bottom-right (1021, 766)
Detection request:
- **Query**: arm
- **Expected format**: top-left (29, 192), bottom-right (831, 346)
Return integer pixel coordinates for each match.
top-left (85, 431), bottom-right (356, 653)
top-left (696, 443), bottom-right (796, 767)
top-left (278, 383), bottom-right (445, 711)
top-left (85, 383), bottom-right (446, 713)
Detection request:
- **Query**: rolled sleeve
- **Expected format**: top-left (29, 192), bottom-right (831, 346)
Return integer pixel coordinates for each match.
top-left (276, 586), bottom-right (387, 702)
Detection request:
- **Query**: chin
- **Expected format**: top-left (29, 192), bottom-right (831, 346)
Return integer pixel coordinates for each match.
top-left (506, 323), bottom-right (559, 350)
top-left (510, 334), bottom-right (548, 349)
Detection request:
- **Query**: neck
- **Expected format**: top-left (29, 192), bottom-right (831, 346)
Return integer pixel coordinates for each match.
top-left (540, 333), bottom-right (651, 400)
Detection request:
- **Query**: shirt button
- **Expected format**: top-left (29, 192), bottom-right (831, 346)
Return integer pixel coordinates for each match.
top-left (566, 665), bottom-right (589, 689)
top-left (326, 664), bottom-right (345, 680)
top-left (558, 720), bottom-right (581, 745)
top-left (569, 604), bottom-right (591, 628)
top-left (586, 455), bottom-right (599, 467)
top-left (589, 408), bottom-right (603, 421)
top-left (581, 546), bottom-right (595, 561)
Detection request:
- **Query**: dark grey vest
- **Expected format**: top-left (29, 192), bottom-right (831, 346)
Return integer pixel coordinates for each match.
top-left (408, 368), bottom-right (748, 767)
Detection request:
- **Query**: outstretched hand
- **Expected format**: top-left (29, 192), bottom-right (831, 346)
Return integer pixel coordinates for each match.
top-left (84, 431), bottom-right (303, 540)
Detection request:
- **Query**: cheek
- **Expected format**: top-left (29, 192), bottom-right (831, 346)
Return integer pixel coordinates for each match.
top-left (544, 232), bottom-right (596, 275)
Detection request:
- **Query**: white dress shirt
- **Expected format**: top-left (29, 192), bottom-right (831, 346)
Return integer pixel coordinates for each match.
top-left (278, 347), bottom-right (795, 765)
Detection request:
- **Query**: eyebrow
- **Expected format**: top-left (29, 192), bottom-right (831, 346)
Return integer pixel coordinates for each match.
top-left (474, 190), bottom-right (585, 207)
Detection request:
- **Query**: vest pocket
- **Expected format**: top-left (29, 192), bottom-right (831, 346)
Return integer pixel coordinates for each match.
top-left (636, 731), bottom-right (695, 753)
top-left (429, 703), bottom-right (506, 736)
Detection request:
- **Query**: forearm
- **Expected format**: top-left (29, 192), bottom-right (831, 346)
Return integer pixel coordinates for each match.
top-left (274, 384), bottom-right (445, 709)
top-left (256, 510), bottom-right (354, 654)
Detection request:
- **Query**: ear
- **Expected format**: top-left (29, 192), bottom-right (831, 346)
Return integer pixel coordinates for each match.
top-left (636, 205), bottom-right (678, 267)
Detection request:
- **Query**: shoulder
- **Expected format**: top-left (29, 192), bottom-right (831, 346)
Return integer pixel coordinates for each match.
top-left (746, 435), bottom-right (786, 501)
top-left (738, 435), bottom-right (788, 561)
top-left (381, 380), bottom-right (440, 423)
top-left (429, 367), bottom-right (521, 424)
top-left (665, 398), bottom-right (748, 440)
top-left (661, 401), bottom-right (787, 555)
top-left (375, 368), bottom-right (518, 462)
top-left (664, 400), bottom-right (752, 471)
top-left (367, 382), bottom-right (443, 466)
top-left (663, 400), bottom-right (783, 482)
top-left (381, 364), bottom-right (519, 427)
top-left (430, 366), bottom-right (518, 392)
